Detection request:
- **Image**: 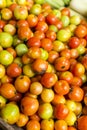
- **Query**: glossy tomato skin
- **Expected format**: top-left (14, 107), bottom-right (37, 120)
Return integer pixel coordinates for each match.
top-left (21, 96), bottom-right (39, 116)
top-left (54, 57), bottom-right (70, 72)
top-left (69, 37), bottom-right (80, 48)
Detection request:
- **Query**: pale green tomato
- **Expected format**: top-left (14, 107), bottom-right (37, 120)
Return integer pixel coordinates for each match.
top-left (61, 15), bottom-right (70, 27)
top-left (0, 95), bottom-right (7, 109)
top-left (0, 0), bottom-right (6, 8)
top-left (65, 111), bottom-right (76, 126)
top-left (66, 100), bottom-right (77, 112)
top-left (38, 103), bottom-right (53, 119)
top-left (15, 43), bottom-right (28, 56)
top-left (30, 4), bottom-right (41, 15)
top-left (0, 50), bottom-right (13, 66)
top-left (76, 44), bottom-right (86, 55)
top-left (49, 25), bottom-right (58, 32)
top-left (52, 9), bottom-right (61, 19)
top-left (0, 32), bottom-right (13, 48)
top-left (57, 29), bottom-right (71, 42)
top-left (4, 24), bottom-right (16, 35)
top-left (70, 15), bottom-right (81, 25)
top-left (14, 5), bottom-right (28, 20)
top-left (68, 24), bottom-right (76, 32)
top-left (40, 48), bottom-right (48, 60)
top-left (1, 103), bottom-right (20, 124)
top-left (23, 64), bottom-right (35, 78)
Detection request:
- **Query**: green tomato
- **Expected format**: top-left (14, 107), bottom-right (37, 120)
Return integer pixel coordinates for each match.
top-left (40, 48), bottom-right (48, 60)
top-left (13, 35), bottom-right (22, 47)
top-left (15, 43), bottom-right (28, 56)
top-left (0, 32), bottom-right (13, 48)
top-left (38, 103), bottom-right (53, 119)
top-left (0, 0), bottom-right (6, 8)
top-left (76, 44), bottom-right (86, 55)
top-left (57, 29), bottom-right (71, 42)
top-left (0, 95), bottom-right (7, 109)
top-left (61, 15), bottom-right (70, 27)
top-left (14, 5), bottom-right (28, 20)
top-left (34, 0), bottom-right (45, 4)
top-left (30, 4), bottom-right (41, 15)
top-left (70, 15), bottom-right (81, 25)
top-left (0, 50), bottom-right (13, 66)
top-left (49, 25), bottom-right (58, 32)
top-left (1, 103), bottom-right (20, 124)
top-left (52, 9), bottom-right (61, 19)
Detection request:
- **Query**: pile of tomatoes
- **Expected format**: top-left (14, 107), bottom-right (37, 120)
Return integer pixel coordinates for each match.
top-left (0, 0), bottom-right (87, 130)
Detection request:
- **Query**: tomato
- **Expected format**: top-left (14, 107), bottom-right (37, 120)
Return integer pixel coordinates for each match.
top-left (61, 8), bottom-right (70, 16)
top-left (41, 72), bottom-right (57, 88)
top-left (69, 37), bottom-right (80, 48)
top-left (0, 64), bottom-right (5, 79)
top-left (52, 94), bottom-right (66, 105)
top-left (60, 48), bottom-right (71, 59)
top-left (68, 86), bottom-right (84, 102)
top-left (54, 120), bottom-right (68, 130)
top-left (0, 20), bottom-right (6, 29)
top-left (45, 30), bottom-right (57, 41)
top-left (54, 80), bottom-right (70, 95)
top-left (26, 120), bottom-right (40, 130)
top-left (17, 20), bottom-right (29, 28)
top-left (77, 116), bottom-right (87, 130)
top-left (54, 103), bottom-right (69, 120)
top-left (1, 8), bottom-right (13, 20)
top-left (48, 50), bottom-right (59, 64)
top-left (21, 96), bottom-right (39, 116)
top-left (68, 126), bottom-right (77, 130)
top-left (34, 30), bottom-right (45, 40)
top-left (75, 24), bottom-right (87, 38)
top-left (41, 119), bottom-right (54, 130)
top-left (27, 14), bottom-right (38, 27)
top-left (14, 75), bottom-right (31, 93)
top-left (54, 57), bottom-right (70, 72)
top-left (0, 83), bottom-right (16, 99)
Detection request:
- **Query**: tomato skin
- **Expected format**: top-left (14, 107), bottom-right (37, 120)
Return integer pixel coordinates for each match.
top-left (26, 120), bottom-right (40, 130)
top-left (69, 37), bottom-right (80, 48)
top-left (6, 63), bottom-right (22, 78)
top-left (21, 96), bottom-right (39, 116)
top-left (54, 57), bottom-right (70, 72)
top-left (54, 120), bottom-right (68, 130)
top-left (54, 103), bottom-right (69, 120)
top-left (77, 116), bottom-right (87, 130)
top-left (27, 14), bottom-right (38, 27)
top-left (54, 80), bottom-right (70, 95)
top-left (68, 86), bottom-right (84, 102)
top-left (46, 13), bottom-right (58, 25)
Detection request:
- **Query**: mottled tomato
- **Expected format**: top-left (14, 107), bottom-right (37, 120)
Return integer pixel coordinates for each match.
top-left (54, 103), bottom-right (69, 120)
top-left (75, 24), bottom-right (87, 38)
top-left (0, 83), bottom-right (16, 99)
top-left (21, 96), bottom-right (39, 116)
top-left (27, 36), bottom-right (41, 48)
top-left (14, 75), bottom-right (31, 93)
top-left (54, 80), bottom-right (70, 95)
top-left (41, 72), bottom-right (57, 88)
top-left (54, 57), bottom-right (70, 71)
top-left (68, 86), bottom-right (84, 102)
top-left (32, 58), bottom-right (48, 74)
top-left (61, 8), bottom-right (70, 16)
top-left (6, 63), bottom-right (22, 78)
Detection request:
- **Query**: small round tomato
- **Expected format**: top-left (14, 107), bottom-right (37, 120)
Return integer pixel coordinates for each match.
top-left (41, 72), bottom-right (57, 88)
top-left (70, 76), bottom-right (82, 87)
top-left (61, 8), bottom-right (70, 16)
top-left (6, 63), bottom-right (22, 78)
top-left (60, 49), bottom-right (71, 59)
top-left (41, 38), bottom-right (53, 52)
top-left (32, 58), bottom-right (48, 74)
top-left (69, 37), bottom-right (80, 48)
top-left (35, 21), bottom-right (48, 33)
top-left (17, 20), bottom-right (29, 28)
top-left (68, 86), bottom-right (84, 102)
top-left (48, 50), bottom-right (59, 64)
top-left (59, 71), bottom-right (73, 84)
top-left (0, 20), bottom-right (6, 29)
top-left (54, 120), bottom-right (67, 130)
top-left (54, 80), bottom-right (70, 95)
top-left (27, 36), bottom-right (41, 48)
top-left (75, 24), bottom-right (87, 38)
top-left (21, 96), bottom-right (39, 116)
top-left (77, 116), bottom-right (87, 130)
top-left (54, 103), bottom-right (69, 120)
top-left (70, 49), bottom-right (79, 59)
top-left (34, 30), bottom-right (45, 40)
top-left (14, 75), bottom-right (31, 93)
top-left (26, 120), bottom-right (40, 130)
top-left (45, 30), bottom-right (56, 41)
top-left (52, 94), bottom-right (66, 105)
top-left (17, 26), bottom-right (32, 41)
top-left (0, 83), bottom-right (16, 99)
top-left (6, 47), bottom-right (17, 58)
top-left (0, 64), bottom-right (5, 79)
top-left (27, 14), bottom-right (38, 27)
top-left (68, 126), bottom-right (77, 130)
top-left (1, 8), bottom-right (13, 20)
top-left (54, 57), bottom-right (70, 72)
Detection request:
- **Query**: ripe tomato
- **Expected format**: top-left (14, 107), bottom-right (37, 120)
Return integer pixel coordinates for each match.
top-left (54, 57), bottom-right (70, 72)
top-left (77, 116), bottom-right (87, 130)
top-left (41, 72), bottom-right (57, 88)
top-left (75, 24), bottom-right (87, 38)
top-left (0, 83), bottom-right (16, 99)
top-left (17, 20), bottom-right (29, 28)
top-left (54, 120), bottom-right (68, 130)
top-left (6, 63), bottom-right (22, 78)
top-left (48, 50), bottom-right (59, 64)
top-left (45, 30), bottom-right (56, 41)
top-left (14, 75), bottom-right (31, 93)
top-left (21, 96), bottom-right (39, 116)
top-left (68, 86), bottom-right (84, 102)
top-left (52, 94), bottom-right (66, 105)
top-left (26, 120), bottom-right (40, 130)
top-left (69, 37), bottom-right (80, 48)
top-left (27, 14), bottom-right (38, 27)
top-left (54, 80), bottom-right (70, 95)
top-left (54, 103), bottom-right (69, 120)
top-left (6, 47), bottom-right (17, 58)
